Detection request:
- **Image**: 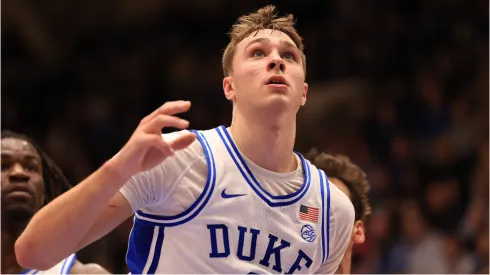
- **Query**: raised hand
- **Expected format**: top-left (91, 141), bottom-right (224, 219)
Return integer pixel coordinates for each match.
top-left (111, 100), bottom-right (196, 180)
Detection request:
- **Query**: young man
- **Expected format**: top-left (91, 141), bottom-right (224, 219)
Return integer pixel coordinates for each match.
top-left (16, 6), bottom-right (355, 274)
top-left (306, 151), bottom-right (371, 274)
top-left (1, 130), bottom-right (109, 274)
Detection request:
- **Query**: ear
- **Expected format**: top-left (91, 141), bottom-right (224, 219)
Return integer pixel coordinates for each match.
top-left (352, 220), bottom-right (365, 244)
top-left (301, 82), bottom-right (308, 106)
top-left (223, 76), bottom-right (236, 102)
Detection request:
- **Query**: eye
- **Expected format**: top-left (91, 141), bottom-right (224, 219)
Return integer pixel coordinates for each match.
top-left (283, 53), bottom-right (295, 61)
top-left (24, 164), bottom-right (38, 172)
top-left (252, 50), bottom-right (265, 58)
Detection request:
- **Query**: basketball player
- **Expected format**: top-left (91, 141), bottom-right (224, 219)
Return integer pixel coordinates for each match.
top-left (16, 6), bottom-right (355, 274)
top-left (2, 130), bottom-right (109, 274)
top-left (306, 151), bottom-right (371, 274)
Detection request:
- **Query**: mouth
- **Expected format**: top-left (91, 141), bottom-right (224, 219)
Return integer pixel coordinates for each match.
top-left (6, 191), bottom-right (33, 200)
top-left (7, 185), bottom-right (34, 196)
top-left (266, 76), bottom-right (288, 87)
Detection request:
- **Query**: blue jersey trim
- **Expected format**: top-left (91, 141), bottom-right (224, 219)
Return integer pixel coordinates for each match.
top-left (216, 126), bottom-right (310, 207)
top-left (147, 227), bottom-right (165, 274)
top-left (60, 254), bottom-right (77, 274)
top-left (20, 269), bottom-right (39, 274)
top-left (126, 221), bottom-right (159, 274)
top-left (319, 169), bottom-right (326, 264)
top-left (134, 130), bottom-right (216, 226)
top-left (319, 170), bottom-right (331, 263)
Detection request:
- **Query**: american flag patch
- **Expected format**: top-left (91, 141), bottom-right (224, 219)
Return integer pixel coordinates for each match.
top-left (299, 204), bottom-right (319, 223)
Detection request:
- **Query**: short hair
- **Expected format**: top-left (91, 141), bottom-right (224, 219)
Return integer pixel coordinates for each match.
top-left (306, 150), bottom-right (371, 221)
top-left (1, 130), bottom-right (72, 205)
top-left (222, 5), bottom-right (306, 77)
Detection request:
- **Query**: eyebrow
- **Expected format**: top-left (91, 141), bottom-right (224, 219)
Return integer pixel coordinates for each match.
top-left (245, 37), bottom-right (298, 50)
top-left (1, 153), bottom-right (40, 162)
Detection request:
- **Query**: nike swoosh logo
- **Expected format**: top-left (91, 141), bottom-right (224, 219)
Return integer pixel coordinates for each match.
top-left (221, 189), bottom-right (247, 199)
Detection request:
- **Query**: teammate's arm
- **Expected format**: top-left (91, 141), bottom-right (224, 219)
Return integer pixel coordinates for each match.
top-left (70, 260), bottom-right (111, 274)
top-left (15, 101), bottom-right (196, 270)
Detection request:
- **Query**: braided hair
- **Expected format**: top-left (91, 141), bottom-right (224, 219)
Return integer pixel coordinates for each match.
top-left (1, 130), bottom-right (72, 204)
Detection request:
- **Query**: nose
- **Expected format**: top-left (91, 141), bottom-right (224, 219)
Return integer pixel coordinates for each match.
top-left (9, 163), bottom-right (30, 183)
top-left (267, 53), bottom-right (286, 73)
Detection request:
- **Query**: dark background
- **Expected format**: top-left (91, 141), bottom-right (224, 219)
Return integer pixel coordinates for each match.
top-left (2, 0), bottom-right (489, 273)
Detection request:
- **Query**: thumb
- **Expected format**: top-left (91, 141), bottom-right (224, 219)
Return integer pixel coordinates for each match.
top-left (169, 132), bottom-right (197, 151)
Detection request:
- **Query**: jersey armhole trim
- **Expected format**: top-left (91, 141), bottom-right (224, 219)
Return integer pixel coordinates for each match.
top-left (21, 269), bottom-right (39, 274)
top-left (319, 169), bottom-right (331, 265)
top-left (134, 130), bottom-right (217, 226)
top-left (60, 254), bottom-right (77, 274)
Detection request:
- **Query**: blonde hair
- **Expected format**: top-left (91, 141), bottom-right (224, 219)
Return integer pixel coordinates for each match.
top-left (222, 5), bottom-right (306, 77)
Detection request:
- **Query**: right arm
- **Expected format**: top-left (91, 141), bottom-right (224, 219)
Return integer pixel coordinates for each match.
top-left (15, 101), bottom-right (196, 270)
top-left (16, 164), bottom-right (131, 270)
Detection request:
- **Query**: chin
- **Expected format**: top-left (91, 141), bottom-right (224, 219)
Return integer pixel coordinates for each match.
top-left (259, 95), bottom-right (290, 110)
top-left (2, 204), bottom-right (36, 222)
top-left (266, 94), bottom-right (301, 110)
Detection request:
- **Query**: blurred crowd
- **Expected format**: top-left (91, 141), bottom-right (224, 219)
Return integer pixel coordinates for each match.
top-left (3, 0), bottom-right (488, 273)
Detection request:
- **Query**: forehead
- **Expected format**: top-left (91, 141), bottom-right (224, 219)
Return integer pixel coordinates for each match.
top-left (237, 29), bottom-right (297, 49)
top-left (329, 177), bottom-right (351, 199)
top-left (2, 138), bottom-right (40, 160)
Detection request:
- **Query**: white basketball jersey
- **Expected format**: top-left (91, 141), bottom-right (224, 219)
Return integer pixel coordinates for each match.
top-left (126, 126), bottom-right (332, 274)
top-left (22, 254), bottom-right (76, 274)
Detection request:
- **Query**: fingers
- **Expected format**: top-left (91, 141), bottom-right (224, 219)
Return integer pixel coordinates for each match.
top-left (147, 132), bottom-right (195, 158)
top-left (140, 101), bottom-right (191, 127)
top-left (148, 135), bottom-right (174, 157)
top-left (169, 132), bottom-right (197, 151)
top-left (142, 114), bottom-right (189, 134)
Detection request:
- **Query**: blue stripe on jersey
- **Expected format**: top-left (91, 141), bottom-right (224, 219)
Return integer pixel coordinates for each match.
top-left (20, 269), bottom-right (38, 274)
top-left (60, 254), bottom-right (77, 274)
top-left (319, 170), bottom-right (331, 263)
top-left (326, 171), bottom-right (331, 260)
top-left (60, 254), bottom-right (76, 274)
top-left (126, 220), bottom-right (156, 274)
top-left (216, 126), bottom-right (310, 207)
top-left (134, 130), bottom-right (216, 226)
top-left (319, 169), bottom-right (326, 264)
top-left (147, 227), bottom-right (165, 274)
top-left (219, 125), bottom-right (309, 199)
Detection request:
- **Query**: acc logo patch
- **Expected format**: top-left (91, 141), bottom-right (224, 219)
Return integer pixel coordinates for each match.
top-left (301, 224), bottom-right (316, 242)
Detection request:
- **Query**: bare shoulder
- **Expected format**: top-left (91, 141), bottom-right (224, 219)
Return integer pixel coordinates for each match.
top-left (70, 260), bottom-right (110, 274)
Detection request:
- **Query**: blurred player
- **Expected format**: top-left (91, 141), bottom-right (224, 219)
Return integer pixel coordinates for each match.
top-left (306, 151), bottom-right (371, 274)
top-left (16, 5), bottom-right (355, 274)
top-left (1, 130), bottom-right (109, 274)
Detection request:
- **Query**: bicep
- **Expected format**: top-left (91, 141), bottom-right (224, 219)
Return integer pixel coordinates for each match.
top-left (76, 191), bottom-right (133, 252)
top-left (76, 137), bottom-right (202, 251)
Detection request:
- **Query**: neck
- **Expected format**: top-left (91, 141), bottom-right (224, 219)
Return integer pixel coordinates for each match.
top-left (335, 246), bottom-right (352, 274)
top-left (2, 219), bottom-right (29, 274)
top-left (229, 107), bottom-right (297, 173)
